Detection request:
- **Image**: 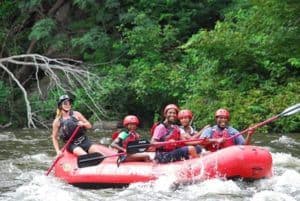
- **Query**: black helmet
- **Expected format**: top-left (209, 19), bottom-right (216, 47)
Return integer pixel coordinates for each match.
top-left (57, 94), bottom-right (73, 107)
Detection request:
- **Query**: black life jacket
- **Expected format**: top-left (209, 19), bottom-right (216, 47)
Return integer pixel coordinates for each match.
top-left (59, 110), bottom-right (85, 142)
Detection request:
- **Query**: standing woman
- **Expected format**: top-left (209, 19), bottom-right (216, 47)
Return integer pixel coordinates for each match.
top-left (52, 95), bottom-right (98, 156)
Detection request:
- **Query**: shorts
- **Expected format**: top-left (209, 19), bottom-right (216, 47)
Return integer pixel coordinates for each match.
top-left (155, 146), bottom-right (189, 163)
top-left (194, 145), bottom-right (202, 154)
top-left (67, 136), bottom-right (93, 153)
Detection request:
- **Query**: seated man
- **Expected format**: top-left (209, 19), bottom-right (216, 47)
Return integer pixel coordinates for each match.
top-left (200, 108), bottom-right (254, 152)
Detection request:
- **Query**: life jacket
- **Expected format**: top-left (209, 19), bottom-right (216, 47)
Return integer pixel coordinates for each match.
top-left (206, 126), bottom-right (235, 152)
top-left (59, 110), bottom-right (85, 142)
top-left (117, 130), bottom-right (140, 149)
top-left (111, 130), bottom-right (121, 140)
top-left (179, 125), bottom-right (196, 136)
top-left (154, 123), bottom-right (181, 152)
top-left (150, 122), bottom-right (160, 136)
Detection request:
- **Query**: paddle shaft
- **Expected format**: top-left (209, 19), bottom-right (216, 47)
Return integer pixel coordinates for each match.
top-left (226, 115), bottom-right (278, 140)
top-left (126, 138), bottom-right (207, 151)
top-left (45, 126), bottom-right (81, 176)
top-left (227, 103), bottom-right (300, 140)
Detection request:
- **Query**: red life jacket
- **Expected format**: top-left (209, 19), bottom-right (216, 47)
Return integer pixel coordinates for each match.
top-left (118, 130), bottom-right (140, 149)
top-left (111, 130), bottom-right (121, 140)
top-left (150, 122), bottom-right (160, 136)
top-left (206, 127), bottom-right (235, 152)
top-left (155, 123), bottom-right (181, 152)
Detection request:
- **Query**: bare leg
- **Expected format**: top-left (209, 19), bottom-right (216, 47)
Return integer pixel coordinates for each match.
top-left (125, 153), bottom-right (151, 162)
top-left (188, 146), bottom-right (198, 158)
top-left (73, 147), bottom-right (88, 156)
top-left (87, 144), bottom-right (101, 154)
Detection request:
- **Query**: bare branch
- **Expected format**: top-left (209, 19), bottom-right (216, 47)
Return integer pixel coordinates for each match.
top-left (0, 54), bottom-right (105, 128)
top-left (0, 62), bottom-right (35, 128)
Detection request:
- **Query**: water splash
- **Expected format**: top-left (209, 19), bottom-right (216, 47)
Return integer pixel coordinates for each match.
top-left (251, 190), bottom-right (296, 201)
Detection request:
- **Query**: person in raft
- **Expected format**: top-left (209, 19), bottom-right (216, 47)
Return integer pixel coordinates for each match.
top-left (178, 109), bottom-right (210, 140)
top-left (151, 104), bottom-right (203, 163)
top-left (51, 94), bottom-right (99, 156)
top-left (110, 115), bottom-right (151, 162)
top-left (199, 108), bottom-right (255, 152)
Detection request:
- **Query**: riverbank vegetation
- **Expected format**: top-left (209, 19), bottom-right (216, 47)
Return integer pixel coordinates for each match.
top-left (0, 0), bottom-right (299, 132)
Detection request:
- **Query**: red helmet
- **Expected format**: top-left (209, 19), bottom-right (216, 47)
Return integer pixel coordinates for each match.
top-left (123, 115), bottom-right (140, 126)
top-left (163, 104), bottom-right (179, 115)
top-left (215, 108), bottom-right (230, 120)
top-left (178, 109), bottom-right (193, 120)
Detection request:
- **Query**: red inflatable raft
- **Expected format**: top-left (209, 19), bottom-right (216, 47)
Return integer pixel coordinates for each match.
top-left (54, 145), bottom-right (272, 188)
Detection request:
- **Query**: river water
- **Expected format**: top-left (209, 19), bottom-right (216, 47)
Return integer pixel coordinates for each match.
top-left (0, 129), bottom-right (299, 201)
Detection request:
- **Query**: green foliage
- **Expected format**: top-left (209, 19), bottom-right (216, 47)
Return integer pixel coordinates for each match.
top-left (73, 0), bottom-right (97, 10)
top-left (18, 0), bottom-right (42, 10)
top-left (0, 81), bottom-right (9, 104)
top-left (181, 0), bottom-right (300, 132)
top-left (71, 27), bottom-right (112, 61)
top-left (0, 81), bottom-right (10, 124)
top-left (122, 12), bottom-right (164, 57)
top-left (0, 1), bottom-right (16, 21)
top-left (288, 58), bottom-right (300, 68)
top-left (30, 92), bottom-right (57, 122)
top-left (29, 18), bottom-right (56, 41)
top-left (1, 0), bottom-right (299, 132)
top-left (0, 80), bottom-right (12, 124)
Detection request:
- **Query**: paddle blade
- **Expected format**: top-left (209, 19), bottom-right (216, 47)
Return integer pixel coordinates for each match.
top-left (77, 152), bottom-right (104, 168)
top-left (127, 140), bottom-right (151, 154)
top-left (280, 103), bottom-right (300, 116)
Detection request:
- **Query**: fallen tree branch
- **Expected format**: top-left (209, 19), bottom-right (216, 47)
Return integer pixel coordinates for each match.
top-left (0, 122), bottom-right (12, 129)
top-left (0, 54), bottom-right (105, 128)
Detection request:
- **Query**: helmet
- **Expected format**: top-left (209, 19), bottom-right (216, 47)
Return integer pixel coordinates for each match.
top-left (215, 108), bottom-right (230, 120)
top-left (163, 104), bottom-right (179, 115)
top-left (123, 115), bottom-right (140, 126)
top-left (57, 94), bottom-right (73, 107)
top-left (178, 109), bottom-right (193, 120)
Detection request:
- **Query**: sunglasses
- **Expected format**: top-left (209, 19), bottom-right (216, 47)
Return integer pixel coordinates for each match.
top-left (62, 100), bottom-right (72, 106)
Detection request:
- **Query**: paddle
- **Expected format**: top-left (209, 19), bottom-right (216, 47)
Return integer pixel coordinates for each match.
top-left (227, 103), bottom-right (300, 140)
top-left (45, 125), bottom-right (81, 176)
top-left (77, 152), bottom-right (126, 168)
top-left (126, 138), bottom-right (207, 154)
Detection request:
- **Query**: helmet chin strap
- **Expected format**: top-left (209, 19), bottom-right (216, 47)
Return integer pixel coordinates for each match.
top-left (217, 125), bottom-right (227, 130)
top-left (62, 108), bottom-right (70, 113)
top-left (58, 104), bottom-right (71, 113)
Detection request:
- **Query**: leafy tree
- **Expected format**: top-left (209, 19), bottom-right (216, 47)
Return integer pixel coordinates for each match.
top-left (0, 0), bottom-right (299, 132)
top-left (181, 0), bottom-right (300, 131)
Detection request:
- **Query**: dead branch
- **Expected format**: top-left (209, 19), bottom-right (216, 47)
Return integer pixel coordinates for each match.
top-left (0, 54), bottom-right (105, 128)
top-left (0, 122), bottom-right (12, 129)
